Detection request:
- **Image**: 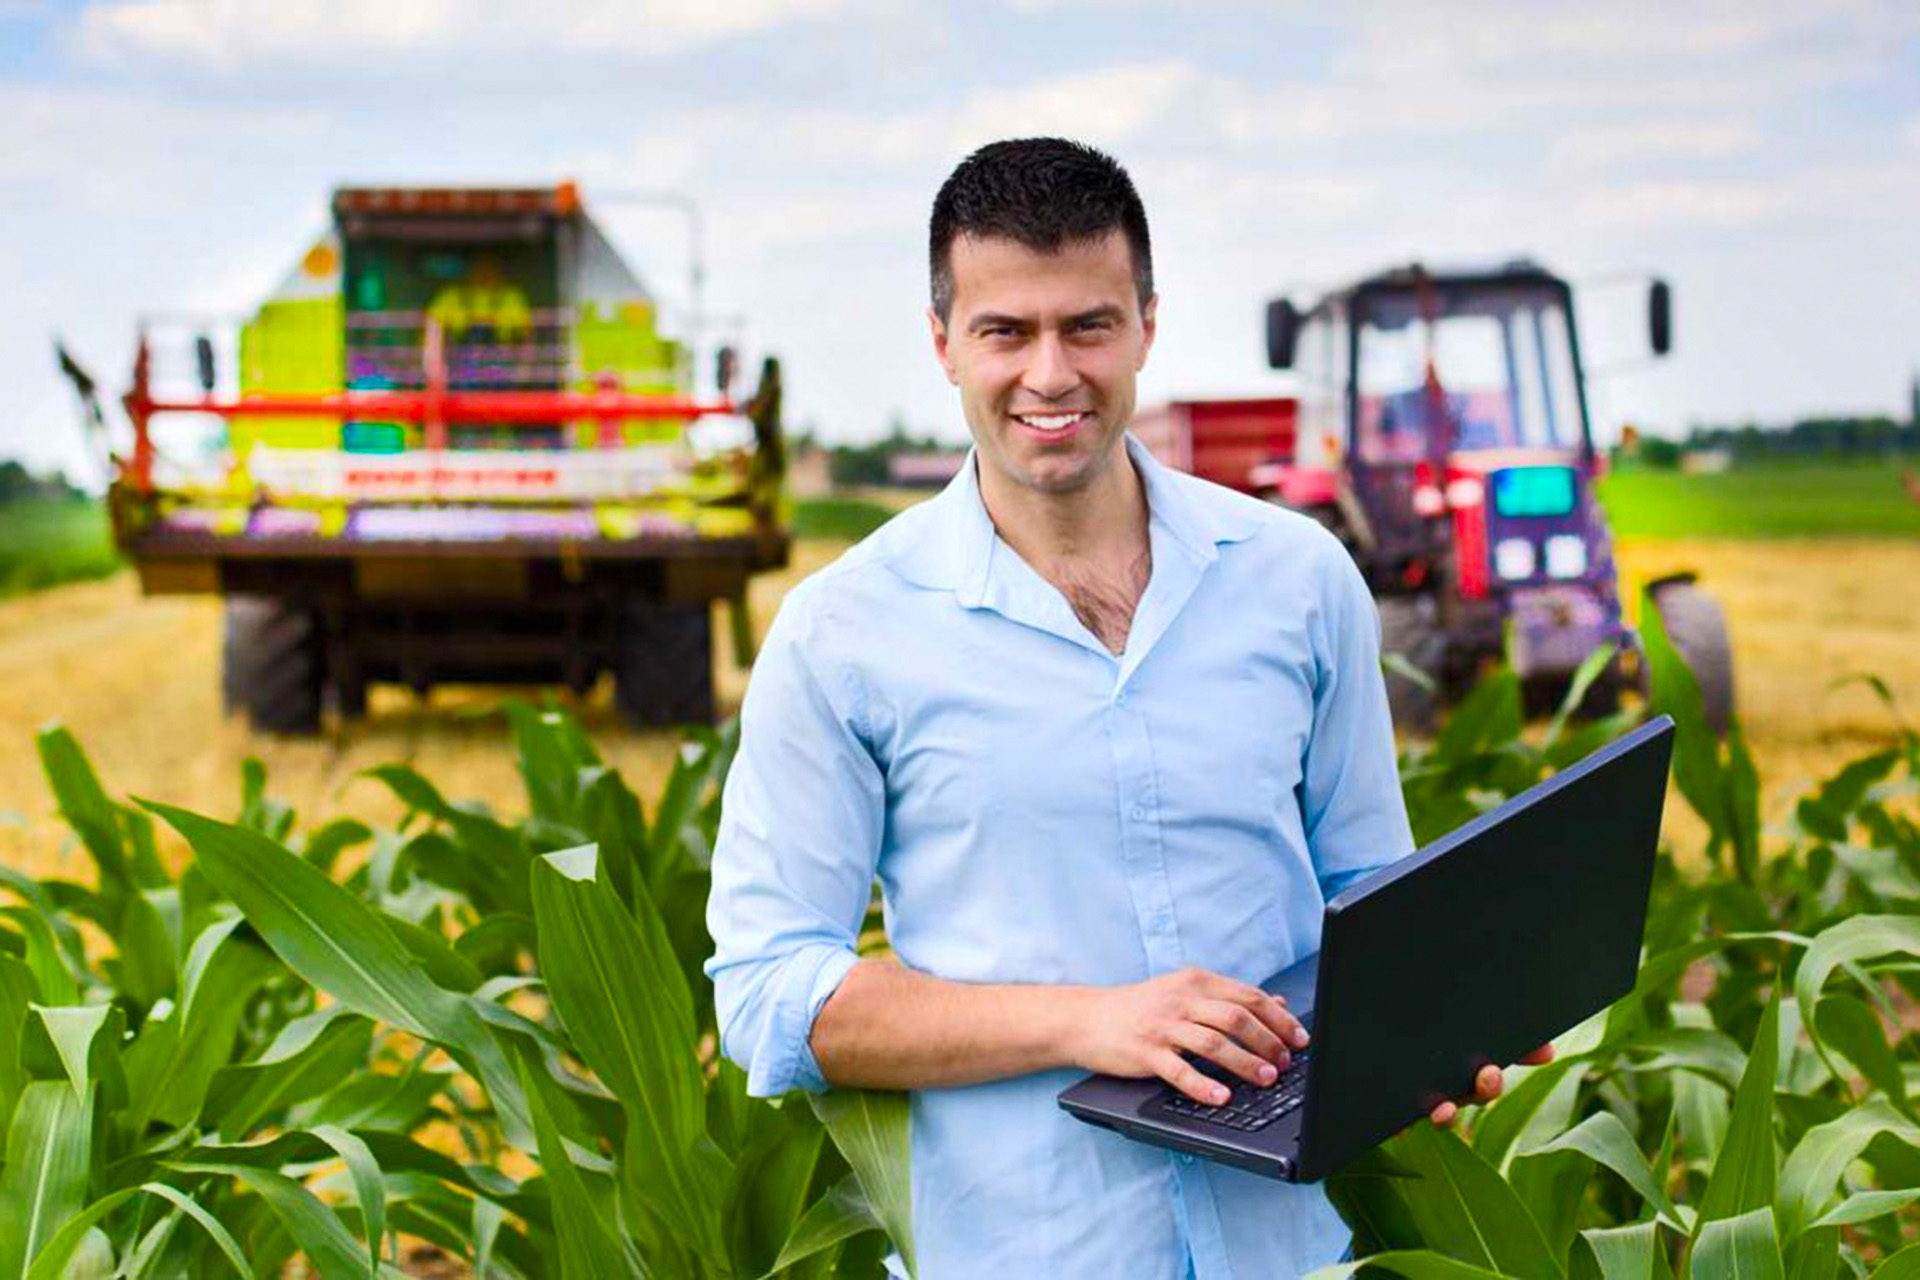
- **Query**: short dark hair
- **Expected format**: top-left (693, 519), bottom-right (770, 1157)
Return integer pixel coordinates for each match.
top-left (928, 137), bottom-right (1153, 322)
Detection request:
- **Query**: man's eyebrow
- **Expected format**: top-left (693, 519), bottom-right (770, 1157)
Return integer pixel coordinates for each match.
top-left (966, 312), bottom-right (1031, 334)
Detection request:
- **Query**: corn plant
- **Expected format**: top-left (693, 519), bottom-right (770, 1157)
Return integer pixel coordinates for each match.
top-left (0, 706), bottom-right (912, 1277)
top-left (1316, 600), bottom-right (1920, 1278)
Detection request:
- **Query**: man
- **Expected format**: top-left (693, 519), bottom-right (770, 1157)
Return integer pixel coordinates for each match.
top-left (425, 252), bottom-right (531, 345)
top-left (706, 138), bottom-right (1526, 1278)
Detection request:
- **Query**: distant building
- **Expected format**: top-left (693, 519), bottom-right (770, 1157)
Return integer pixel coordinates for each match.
top-left (886, 451), bottom-right (967, 488)
top-left (1680, 447), bottom-right (1734, 474)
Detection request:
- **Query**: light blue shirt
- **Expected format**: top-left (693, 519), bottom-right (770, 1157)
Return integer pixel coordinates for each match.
top-left (705, 434), bottom-right (1415, 1279)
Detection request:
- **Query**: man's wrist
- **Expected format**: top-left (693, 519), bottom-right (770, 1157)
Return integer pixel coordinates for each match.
top-left (1039, 984), bottom-right (1099, 1073)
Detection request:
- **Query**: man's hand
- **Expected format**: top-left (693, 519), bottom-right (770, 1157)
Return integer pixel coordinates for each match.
top-left (1071, 967), bottom-right (1311, 1105)
top-left (1428, 1045), bottom-right (1557, 1126)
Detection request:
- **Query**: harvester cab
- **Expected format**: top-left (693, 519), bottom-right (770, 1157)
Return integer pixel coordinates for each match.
top-left (58, 182), bottom-right (788, 734)
top-left (1265, 261), bottom-right (1731, 731)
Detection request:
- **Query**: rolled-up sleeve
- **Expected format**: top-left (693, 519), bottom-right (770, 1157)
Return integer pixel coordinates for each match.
top-left (705, 580), bottom-right (885, 1096)
top-left (1301, 539), bottom-right (1415, 897)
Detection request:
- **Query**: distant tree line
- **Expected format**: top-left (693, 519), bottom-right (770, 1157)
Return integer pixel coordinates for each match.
top-left (791, 419), bottom-right (961, 488)
top-left (1631, 413), bottom-right (1919, 469)
top-left (0, 460), bottom-right (87, 503)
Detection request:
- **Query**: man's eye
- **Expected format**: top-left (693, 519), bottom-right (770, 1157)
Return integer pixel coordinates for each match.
top-left (1072, 319), bottom-right (1115, 334)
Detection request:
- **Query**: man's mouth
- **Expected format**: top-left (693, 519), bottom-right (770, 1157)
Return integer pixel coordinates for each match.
top-left (1009, 411), bottom-right (1091, 434)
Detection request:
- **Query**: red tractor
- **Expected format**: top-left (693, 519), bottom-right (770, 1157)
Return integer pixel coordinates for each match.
top-left (1137, 261), bottom-right (1732, 731)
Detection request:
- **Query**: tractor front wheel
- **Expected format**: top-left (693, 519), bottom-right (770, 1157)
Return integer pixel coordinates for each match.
top-left (1647, 577), bottom-right (1735, 735)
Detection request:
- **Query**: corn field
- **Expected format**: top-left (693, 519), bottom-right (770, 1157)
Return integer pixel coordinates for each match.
top-left (1, 594), bottom-right (1918, 1277)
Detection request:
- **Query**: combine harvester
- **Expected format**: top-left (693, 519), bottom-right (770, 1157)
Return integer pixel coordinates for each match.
top-left (60, 183), bottom-right (786, 732)
top-left (1137, 260), bottom-right (1733, 731)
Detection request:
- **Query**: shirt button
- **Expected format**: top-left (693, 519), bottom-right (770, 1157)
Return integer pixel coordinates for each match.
top-left (1114, 689), bottom-right (1128, 706)
top-left (1178, 1153), bottom-right (1195, 1166)
top-left (1130, 806), bottom-right (1148, 821)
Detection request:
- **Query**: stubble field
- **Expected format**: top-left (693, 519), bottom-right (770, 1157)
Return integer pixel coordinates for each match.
top-left (0, 532), bottom-right (1915, 880)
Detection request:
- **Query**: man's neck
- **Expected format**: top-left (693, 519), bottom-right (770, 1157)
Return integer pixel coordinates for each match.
top-left (975, 443), bottom-right (1149, 581)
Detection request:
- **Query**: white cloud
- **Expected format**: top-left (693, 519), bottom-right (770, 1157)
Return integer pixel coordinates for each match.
top-left (74, 0), bottom-right (859, 71)
top-left (1547, 118), bottom-right (1765, 173)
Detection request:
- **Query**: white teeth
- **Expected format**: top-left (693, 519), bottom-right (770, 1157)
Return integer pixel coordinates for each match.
top-left (1016, 413), bottom-right (1084, 431)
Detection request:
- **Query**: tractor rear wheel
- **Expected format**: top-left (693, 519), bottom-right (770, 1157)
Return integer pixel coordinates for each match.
top-left (1376, 595), bottom-right (1445, 734)
top-left (1647, 577), bottom-right (1735, 735)
top-left (614, 599), bottom-right (716, 729)
top-left (223, 597), bottom-right (325, 734)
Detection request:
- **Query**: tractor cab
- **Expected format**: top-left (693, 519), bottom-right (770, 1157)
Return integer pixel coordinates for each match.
top-left (1263, 261), bottom-right (1712, 727)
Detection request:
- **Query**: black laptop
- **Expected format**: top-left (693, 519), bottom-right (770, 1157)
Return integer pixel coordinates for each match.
top-left (1058, 715), bottom-right (1674, 1182)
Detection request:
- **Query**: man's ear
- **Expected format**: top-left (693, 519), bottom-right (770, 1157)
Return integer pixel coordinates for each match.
top-left (1137, 294), bottom-right (1158, 371)
top-left (928, 307), bottom-right (959, 386)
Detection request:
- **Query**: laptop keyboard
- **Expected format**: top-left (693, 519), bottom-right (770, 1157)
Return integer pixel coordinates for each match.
top-left (1158, 1052), bottom-right (1312, 1132)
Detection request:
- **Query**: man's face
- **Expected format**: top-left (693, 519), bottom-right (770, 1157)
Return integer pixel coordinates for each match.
top-left (930, 230), bottom-right (1156, 497)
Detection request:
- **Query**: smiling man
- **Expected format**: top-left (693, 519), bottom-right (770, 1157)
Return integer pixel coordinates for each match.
top-left (706, 139), bottom-right (1501, 1278)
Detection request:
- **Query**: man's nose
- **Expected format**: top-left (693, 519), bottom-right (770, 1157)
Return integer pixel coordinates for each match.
top-left (1021, 330), bottom-right (1080, 401)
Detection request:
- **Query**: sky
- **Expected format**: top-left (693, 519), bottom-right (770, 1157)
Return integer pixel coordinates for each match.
top-left (2, 0), bottom-right (1917, 485)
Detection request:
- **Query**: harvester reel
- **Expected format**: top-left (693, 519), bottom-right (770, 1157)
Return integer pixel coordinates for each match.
top-left (1646, 574), bottom-right (1735, 736)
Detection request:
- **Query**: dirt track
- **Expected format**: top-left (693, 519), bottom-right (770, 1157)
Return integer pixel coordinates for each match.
top-left (1, 536), bottom-right (1916, 880)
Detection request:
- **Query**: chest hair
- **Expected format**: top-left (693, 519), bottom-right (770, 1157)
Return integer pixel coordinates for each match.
top-left (1051, 546), bottom-right (1153, 656)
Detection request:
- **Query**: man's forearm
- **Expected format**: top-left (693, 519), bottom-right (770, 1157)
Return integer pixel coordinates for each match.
top-left (808, 956), bottom-right (1096, 1091)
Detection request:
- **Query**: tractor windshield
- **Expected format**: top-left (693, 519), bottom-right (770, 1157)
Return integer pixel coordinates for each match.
top-left (1353, 286), bottom-right (1584, 463)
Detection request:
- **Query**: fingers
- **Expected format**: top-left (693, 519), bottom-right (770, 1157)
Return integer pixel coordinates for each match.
top-left (1520, 1044), bottom-right (1556, 1066)
top-left (1473, 1064), bottom-right (1503, 1102)
top-left (1155, 1049), bottom-right (1234, 1106)
top-left (1191, 999), bottom-right (1291, 1073)
top-left (1170, 1020), bottom-right (1282, 1089)
top-left (1429, 1100), bottom-right (1458, 1127)
top-left (1198, 973), bottom-right (1310, 1052)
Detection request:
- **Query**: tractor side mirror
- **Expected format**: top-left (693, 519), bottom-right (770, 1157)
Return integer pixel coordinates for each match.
top-left (194, 334), bottom-right (217, 394)
top-left (716, 344), bottom-right (738, 396)
top-left (1265, 298), bottom-right (1300, 370)
top-left (1648, 279), bottom-right (1673, 357)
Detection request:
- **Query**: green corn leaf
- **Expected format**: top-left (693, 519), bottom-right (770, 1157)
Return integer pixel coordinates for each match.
top-left (36, 726), bottom-right (135, 898)
top-left (22, 1003), bottom-right (125, 1109)
top-left (24, 1180), bottom-right (251, 1280)
top-left (1809, 1189), bottom-right (1920, 1230)
top-left (1795, 917), bottom-right (1920, 1044)
top-left (1696, 990), bottom-right (1781, 1229)
top-left (1640, 587), bottom-right (1722, 849)
top-left (295, 1065), bottom-right (454, 1134)
top-left (509, 1040), bottom-right (639, 1280)
top-left (1869, 1243), bottom-right (1920, 1277)
top-left (1508, 1143), bottom-right (1593, 1264)
top-left (1725, 718), bottom-right (1763, 885)
top-left (361, 766), bottom-right (531, 908)
top-left (110, 888), bottom-right (178, 1012)
top-left (311, 1123), bottom-right (388, 1277)
top-left (1614, 1026), bottom-right (1748, 1091)
top-left (170, 1161), bottom-right (405, 1278)
top-left (0, 956), bottom-right (33, 1134)
top-left (1381, 1122), bottom-right (1562, 1278)
top-left (122, 917), bottom-right (278, 1132)
top-left (1524, 1111), bottom-right (1684, 1231)
top-left (383, 914), bottom-right (485, 993)
top-left (1672, 1068), bottom-right (1732, 1172)
top-left (1778, 1098), bottom-right (1920, 1243)
top-left (531, 844), bottom-right (724, 1266)
top-left (142, 802), bottom-right (532, 1146)
top-left (302, 817), bottom-right (373, 872)
top-left (504, 700), bottom-right (598, 828)
top-left (1783, 1226), bottom-right (1839, 1280)
top-left (203, 1005), bottom-right (374, 1138)
top-left (1576, 1221), bottom-right (1663, 1280)
top-left (1541, 641), bottom-right (1620, 755)
top-left (0, 1079), bottom-right (95, 1280)
top-left (1688, 1207), bottom-right (1784, 1280)
top-left (0, 904), bottom-right (79, 1006)
top-left (1811, 995), bottom-right (1907, 1111)
top-left (1306, 1252), bottom-right (1518, 1279)
top-left (723, 1093), bottom-right (826, 1278)
top-left (812, 1087), bottom-right (917, 1279)
top-left (766, 1175), bottom-right (885, 1277)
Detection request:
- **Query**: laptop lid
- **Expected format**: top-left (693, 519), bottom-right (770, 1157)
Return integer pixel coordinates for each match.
top-left (1291, 715), bottom-right (1674, 1180)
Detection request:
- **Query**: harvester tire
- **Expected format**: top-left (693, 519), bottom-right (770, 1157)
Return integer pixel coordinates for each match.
top-left (614, 599), bottom-right (715, 729)
top-left (1377, 595), bottom-right (1444, 734)
top-left (223, 597), bottom-right (325, 735)
top-left (1648, 578), bottom-right (1735, 736)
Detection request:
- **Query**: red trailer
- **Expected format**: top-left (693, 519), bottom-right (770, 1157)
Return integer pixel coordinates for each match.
top-left (1132, 397), bottom-right (1331, 508)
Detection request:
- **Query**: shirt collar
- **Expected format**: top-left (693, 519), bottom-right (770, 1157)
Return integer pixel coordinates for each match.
top-left (888, 432), bottom-right (1263, 601)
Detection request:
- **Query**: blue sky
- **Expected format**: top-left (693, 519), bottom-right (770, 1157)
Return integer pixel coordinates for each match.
top-left (2, 0), bottom-right (1917, 483)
